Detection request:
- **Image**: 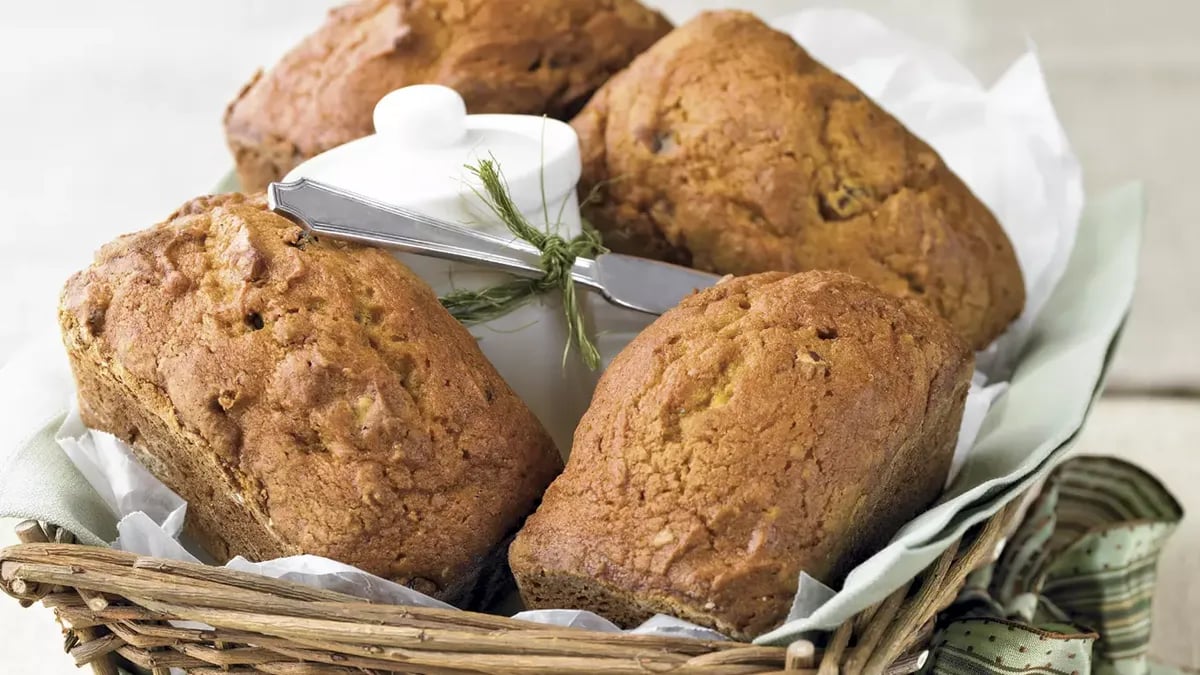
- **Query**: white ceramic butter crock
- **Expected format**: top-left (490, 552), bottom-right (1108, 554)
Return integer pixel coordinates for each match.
top-left (284, 85), bottom-right (652, 455)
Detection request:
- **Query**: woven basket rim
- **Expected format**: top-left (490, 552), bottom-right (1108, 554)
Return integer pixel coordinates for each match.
top-left (1, 501), bottom-right (1019, 674)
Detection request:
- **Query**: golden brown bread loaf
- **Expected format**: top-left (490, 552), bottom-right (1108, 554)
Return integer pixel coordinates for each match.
top-left (59, 192), bottom-right (562, 607)
top-left (572, 11), bottom-right (1024, 350)
top-left (509, 270), bottom-right (974, 639)
top-left (225, 0), bottom-right (673, 191)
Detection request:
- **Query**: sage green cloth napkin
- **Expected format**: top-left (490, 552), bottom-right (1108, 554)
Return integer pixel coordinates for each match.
top-left (0, 340), bottom-right (114, 545)
top-left (0, 415), bottom-right (114, 546)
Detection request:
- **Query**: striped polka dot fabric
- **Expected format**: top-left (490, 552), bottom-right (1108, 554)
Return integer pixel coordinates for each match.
top-left (926, 456), bottom-right (1182, 675)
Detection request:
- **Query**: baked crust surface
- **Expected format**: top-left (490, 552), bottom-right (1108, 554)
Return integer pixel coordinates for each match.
top-left (60, 193), bottom-right (562, 606)
top-left (572, 10), bottom-right (1024, 349)
top-left (510, 270), bottom-right (973, 639)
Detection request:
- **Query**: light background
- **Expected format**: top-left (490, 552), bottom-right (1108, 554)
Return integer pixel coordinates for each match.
top-left (0, 0), bottom-right (1195, 670)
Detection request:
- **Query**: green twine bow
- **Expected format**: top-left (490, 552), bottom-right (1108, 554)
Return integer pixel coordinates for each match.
top-left (439, 159), bottom-right (607, 370)
top-left (924, 456), bottom-right (1183, 675)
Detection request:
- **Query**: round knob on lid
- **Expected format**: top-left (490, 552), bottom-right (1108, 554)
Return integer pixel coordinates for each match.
top-left (373, 84), bottom-right (467, 148)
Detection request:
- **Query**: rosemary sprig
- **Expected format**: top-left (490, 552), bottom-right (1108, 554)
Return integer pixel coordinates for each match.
top-left (439, 158), bottom-right (607, 370)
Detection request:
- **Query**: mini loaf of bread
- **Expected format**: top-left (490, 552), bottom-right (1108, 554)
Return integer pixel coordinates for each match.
top-left (225, 0), bottom-right (673, 191)
top-left (59, 193), bottom-right (562, 607)
top-left (572, 11), bottom-right (1024, 350)
top-left (509, 270), bottom-right (974, 639)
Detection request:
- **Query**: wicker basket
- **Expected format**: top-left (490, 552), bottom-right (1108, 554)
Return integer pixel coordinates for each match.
top-left (0, 499), bottom-right (1019, 675)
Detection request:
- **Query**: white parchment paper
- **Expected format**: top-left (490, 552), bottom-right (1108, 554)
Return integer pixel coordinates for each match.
top-left (45, 7), bottom-right (1083, 643)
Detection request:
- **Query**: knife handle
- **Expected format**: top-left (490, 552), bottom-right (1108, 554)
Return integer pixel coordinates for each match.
top-left (267, 178), bottom-right (547, 279)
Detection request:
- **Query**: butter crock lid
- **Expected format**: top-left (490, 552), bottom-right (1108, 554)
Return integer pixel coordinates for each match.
top-left (283, 85), bottom-right (581, 230)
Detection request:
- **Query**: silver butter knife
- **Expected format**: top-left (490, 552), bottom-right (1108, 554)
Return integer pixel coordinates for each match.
top-left (267, 178), bottom-right (720, 315)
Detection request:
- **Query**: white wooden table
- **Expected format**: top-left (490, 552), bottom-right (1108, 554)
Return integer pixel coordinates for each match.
top-left (1, 1), bottom-right (1196, 672)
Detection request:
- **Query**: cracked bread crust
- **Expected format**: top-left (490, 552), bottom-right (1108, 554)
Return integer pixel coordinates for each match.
top-left (224, 0), bottom-right (673, 191)
top-left (509, 271), bottom-right (973, 639)
top-left (571, 10), bottom-right (1024, 350)
top-left (59, 192), bottom-right (562, 606)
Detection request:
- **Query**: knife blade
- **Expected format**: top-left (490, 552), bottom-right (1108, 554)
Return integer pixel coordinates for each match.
top-left (267, 178), bottom-right (720, 315)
